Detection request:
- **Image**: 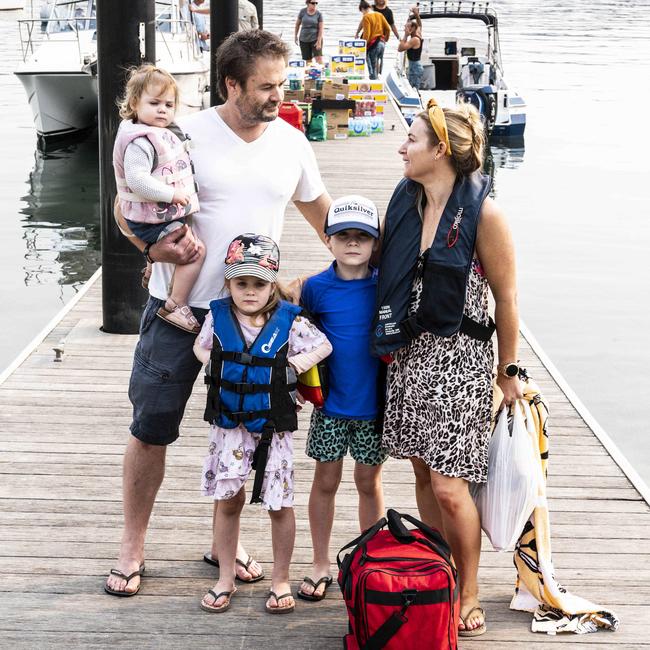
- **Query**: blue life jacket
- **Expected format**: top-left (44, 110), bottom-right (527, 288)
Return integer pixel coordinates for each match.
top-left (372, 173), bottom-right (495, 357)
top-left (203, 299), bottom-right (301, 503)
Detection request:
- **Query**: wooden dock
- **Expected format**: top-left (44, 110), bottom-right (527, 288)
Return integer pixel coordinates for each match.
top-left (1, 102), bottom-right (649, 648)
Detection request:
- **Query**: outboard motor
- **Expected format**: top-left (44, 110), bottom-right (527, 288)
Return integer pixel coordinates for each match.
top-left (457, 85), bottom-right (497, 133)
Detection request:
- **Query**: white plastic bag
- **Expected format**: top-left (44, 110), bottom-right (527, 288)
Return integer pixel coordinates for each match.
top-left (472, 402), bottom-right (541, 552)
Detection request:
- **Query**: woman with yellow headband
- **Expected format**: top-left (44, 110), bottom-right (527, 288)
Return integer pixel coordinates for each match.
top-left (372, 100), bottom-right (523, 638)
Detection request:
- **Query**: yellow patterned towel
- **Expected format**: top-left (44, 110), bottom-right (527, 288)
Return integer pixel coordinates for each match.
top-left (509, 374), bottom-right (619, 634)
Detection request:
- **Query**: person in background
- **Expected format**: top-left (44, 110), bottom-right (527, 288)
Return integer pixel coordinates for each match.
top-left (373, 99), bottom-right (523, 637)
top-left (371, 0), bottom-right (399, 40)
top-left (190, 1), bottom-right (259, 36)
top-left (294, 0), bottom-right (324, 64)
top-left (189, 0), bottom-right (210, 51)
top-left (356, 1), bottom-right (391, 80)
top-left (398, 9), bottom-right (423, 90)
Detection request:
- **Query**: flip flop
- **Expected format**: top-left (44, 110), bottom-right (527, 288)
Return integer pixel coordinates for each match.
top-left (200, 587), bottom-right (237, 613)
top-left (203, 552), bottom-right (265, 583)
top-left (458, 606), bottom-right (487, 637)
top-left (296, 575), bottom-right (333, 602)
top-left (104, 563), bottom-right (145, 597)
top-left (265, 590), bottom-right (295, 614)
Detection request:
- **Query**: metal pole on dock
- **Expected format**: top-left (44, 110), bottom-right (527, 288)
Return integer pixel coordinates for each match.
top-left (210, 0), bottom-right (238, 106)
top-left (96, 0), bottom-right (155, 334)
top-left (251, 0), bottom-right (263, 29)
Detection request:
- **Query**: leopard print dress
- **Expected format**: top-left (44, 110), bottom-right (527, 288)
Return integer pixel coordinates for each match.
top-left (382, 257), bottom-right (494, 483)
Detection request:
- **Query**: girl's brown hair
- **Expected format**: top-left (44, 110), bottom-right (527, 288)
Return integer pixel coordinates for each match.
top-left (117, 64), bottom-right (179, 121)
top-left (416, 102), bottom-right (485, 176)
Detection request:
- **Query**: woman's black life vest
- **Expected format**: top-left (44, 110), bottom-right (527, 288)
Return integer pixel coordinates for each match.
top-left (372, 173), bottom-right (495, 357)
top-left (203, 298), bottom-right (300, 503)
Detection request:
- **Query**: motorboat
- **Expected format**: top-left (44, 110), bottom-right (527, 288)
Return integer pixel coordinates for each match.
top-left (386, 1), bottom-right (525, 139)
top-left (14, 0), bottom-right (210, 143)
top-left (0, 1), bottom-right (24, 9)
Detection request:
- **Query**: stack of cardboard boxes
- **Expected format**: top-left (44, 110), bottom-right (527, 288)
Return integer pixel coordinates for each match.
top-left (279, 40), bottom-right (388, 141)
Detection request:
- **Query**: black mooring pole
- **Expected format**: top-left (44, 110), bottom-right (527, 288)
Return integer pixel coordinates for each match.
top-left (251, 0), bottom-right (263, 29)
top-left (97, 0), bottom-right (155, 333)
top-left (210, 0), bottom-right (238, 107)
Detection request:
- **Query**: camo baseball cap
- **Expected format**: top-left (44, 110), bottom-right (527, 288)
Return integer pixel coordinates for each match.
top-left (224, 233), bottom-right (280, 283)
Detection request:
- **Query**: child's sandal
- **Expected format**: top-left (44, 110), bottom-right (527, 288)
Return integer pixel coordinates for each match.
top-left (157, 299), bottom-right (200, 333)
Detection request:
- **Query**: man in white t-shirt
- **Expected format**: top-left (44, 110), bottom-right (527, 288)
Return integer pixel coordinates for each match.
top-left (105, 30), bottom-right (330, 608)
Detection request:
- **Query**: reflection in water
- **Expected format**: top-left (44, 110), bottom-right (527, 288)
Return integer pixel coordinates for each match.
top-left (19, 132), bottom-right (101, 288)
top-left (484, 142), bottom-right (525, 198)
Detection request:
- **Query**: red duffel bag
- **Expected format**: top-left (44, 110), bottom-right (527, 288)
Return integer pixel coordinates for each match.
top-left (337, 509), bottom-right (459, 650)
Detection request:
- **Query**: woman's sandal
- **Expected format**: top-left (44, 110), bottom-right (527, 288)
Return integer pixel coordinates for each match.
top-left (296, 575), bottom-right (333, 602)
top-left (157, 299), bottom-right (200, 333)
top-left (200, 587), bottom-right (237, 613)
top-left (265, 590), bottom-right (295, 614)
top-left (104, 563), bottom-right (145, 597)
top-left (458, 606), bottom-right (487, 637)
top-left (203, 552), bottom-right (265, 583)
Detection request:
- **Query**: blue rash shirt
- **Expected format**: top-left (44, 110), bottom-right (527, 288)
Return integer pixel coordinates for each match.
top-left (302, 263), bottom-right (379, 420)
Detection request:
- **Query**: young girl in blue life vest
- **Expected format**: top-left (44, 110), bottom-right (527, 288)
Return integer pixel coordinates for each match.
top-left (193, 233), bottom-right (332, 616)
top-left (114, 64), bottom-right (205, 333)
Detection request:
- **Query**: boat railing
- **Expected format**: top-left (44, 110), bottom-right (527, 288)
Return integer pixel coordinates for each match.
top-left (17, 17), bottom-right (93, 63)
top-left (416, 1), bottom-right (498, 22)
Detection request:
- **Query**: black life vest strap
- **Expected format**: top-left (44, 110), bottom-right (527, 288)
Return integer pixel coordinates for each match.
top-left (250, 424), bottom-right (275, 504)
top-left (400, 314), bottom-right (495, 343)
top-left (216, 351), bottom-right (285, 368)
top-left (220, 408), bottom-right (273, 423)
top-left (220, 378), bottom-right (297, 395)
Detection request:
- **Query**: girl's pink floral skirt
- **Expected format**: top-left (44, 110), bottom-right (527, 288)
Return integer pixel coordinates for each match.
top-left (201, 424), bottom-right (294, 511)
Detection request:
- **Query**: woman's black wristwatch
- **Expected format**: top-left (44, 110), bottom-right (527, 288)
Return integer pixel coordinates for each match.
top-left (498, 362), bottom-right (520, 378)
top-left (143, 243), bottom-right (154, 264)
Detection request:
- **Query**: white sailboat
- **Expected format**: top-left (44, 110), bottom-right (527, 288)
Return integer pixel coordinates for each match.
top-left (15, 0), bottom-right (210, 142)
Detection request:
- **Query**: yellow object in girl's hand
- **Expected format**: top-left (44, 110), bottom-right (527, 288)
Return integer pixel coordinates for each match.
top-left (297, 363), bottom-right (328, 408)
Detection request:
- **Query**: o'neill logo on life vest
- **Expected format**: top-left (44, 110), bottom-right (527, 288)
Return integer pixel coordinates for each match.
top-left (261, 327), bottom-right (280, 353)
top-left (447, 207), bottom-right (464, 248)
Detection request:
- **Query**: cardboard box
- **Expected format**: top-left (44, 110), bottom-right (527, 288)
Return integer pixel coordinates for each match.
top-left (312, 99), bottom-right (356, 140)
top-left (348, 81), bottom-right (385, 94)
top-left (330, 55), bottom-right (355, 76)
top-left (287, 59), bottom-right (306, 80)
top-left (283, 88), bottom-right (305, 102)
top-left (321, 79), bottom-right (349, 100)
top-left (339, 39), bottom-right (367, 57)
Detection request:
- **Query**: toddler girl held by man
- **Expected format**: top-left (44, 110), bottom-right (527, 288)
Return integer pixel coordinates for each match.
top-left (113, 64), bottom-right (205, 333)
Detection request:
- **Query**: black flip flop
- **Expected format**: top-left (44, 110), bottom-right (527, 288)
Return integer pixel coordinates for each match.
top-left (104, 563), bottom-right (145, 597)
top-left (296, 575), bottom-right (333, 602)
top-left (203, 552), bottom-right (265, 583)
top-left (265, 590), bottom-right (295, 614)
top-left (200, 587), bottom-right (237, 613)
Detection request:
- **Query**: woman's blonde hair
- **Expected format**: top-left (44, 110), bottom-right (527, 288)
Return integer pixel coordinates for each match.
top-left (225, 279), bottom-right (290, 322)
top-left (416, 102), bottom-right (485, 176)
top-left (117, 64), bottom-right (179, 121)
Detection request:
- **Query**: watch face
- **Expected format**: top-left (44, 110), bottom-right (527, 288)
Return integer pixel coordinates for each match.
top-left (505, 364), bottom-right (519, 377)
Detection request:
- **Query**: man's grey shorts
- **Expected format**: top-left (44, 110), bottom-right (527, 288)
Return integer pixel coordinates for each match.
top-left (128, 297), bottom-right (208, 445)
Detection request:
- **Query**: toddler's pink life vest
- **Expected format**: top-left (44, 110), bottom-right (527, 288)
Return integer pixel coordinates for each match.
top-left (113, 120), bottom-right (200, 224)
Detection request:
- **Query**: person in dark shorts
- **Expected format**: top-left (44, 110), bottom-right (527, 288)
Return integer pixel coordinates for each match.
top-left (372, 0), bottom-right (400, 40)
top-left (296, 195), bottom-right (387, 602)
top-left (294, 0), bottom-right (324, 64)
top-left (104, 29), bottom-right (331, 599)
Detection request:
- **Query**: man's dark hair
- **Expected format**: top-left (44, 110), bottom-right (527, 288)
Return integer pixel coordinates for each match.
top-left (215, 30), bottom-right (290, 101)
top-left (359, 1), bottom-right (371, 10)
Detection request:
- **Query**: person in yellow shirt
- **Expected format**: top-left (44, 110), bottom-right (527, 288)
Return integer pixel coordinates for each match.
top-left (356, 1), bottom-right (391, 79)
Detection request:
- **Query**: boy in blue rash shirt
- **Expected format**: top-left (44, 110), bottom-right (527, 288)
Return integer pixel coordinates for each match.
top-left (297, 195), bottom-right (387, 602)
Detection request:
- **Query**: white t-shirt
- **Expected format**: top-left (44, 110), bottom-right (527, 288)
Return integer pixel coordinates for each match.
top-left (148, 107), bottom-right (325, 308)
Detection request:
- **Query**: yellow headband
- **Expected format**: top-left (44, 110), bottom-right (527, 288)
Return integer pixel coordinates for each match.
top-left (427, 98), bottom-right (452, 157)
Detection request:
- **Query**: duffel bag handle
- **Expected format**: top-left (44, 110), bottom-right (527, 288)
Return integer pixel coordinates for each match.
top-left (337, 516), bottom-right (387, 571)
top-left (387, 508), bottom-right (416, 543)
top-left (387, 509), bottom-right (453, 566)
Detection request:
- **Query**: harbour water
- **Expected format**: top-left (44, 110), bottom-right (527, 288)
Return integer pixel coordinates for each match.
top-left (1, 1), bottom-right (649, 486)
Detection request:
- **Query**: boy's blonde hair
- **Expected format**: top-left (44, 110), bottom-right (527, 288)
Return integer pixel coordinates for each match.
top-left (117, 64), bottom-right (179, 121)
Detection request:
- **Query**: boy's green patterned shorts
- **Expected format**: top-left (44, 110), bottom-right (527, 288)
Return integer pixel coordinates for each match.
top-left (306, 409), bottom-right (387, 466)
